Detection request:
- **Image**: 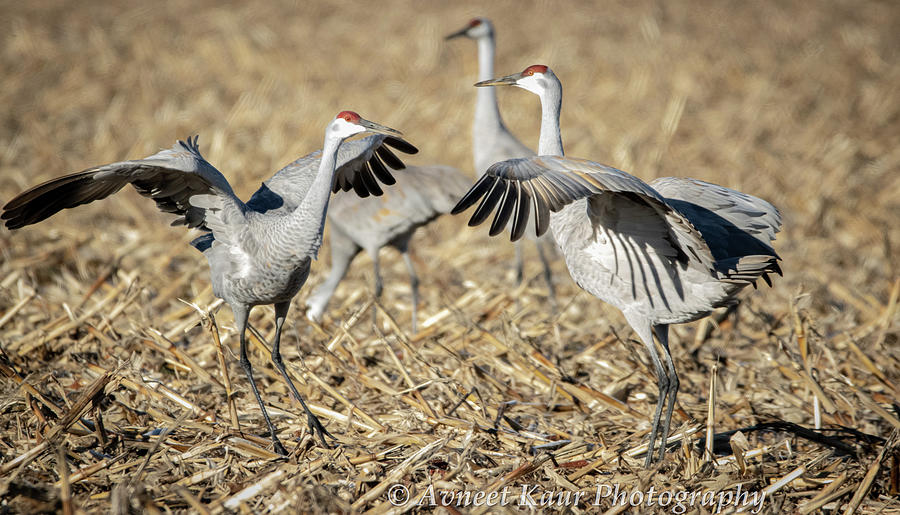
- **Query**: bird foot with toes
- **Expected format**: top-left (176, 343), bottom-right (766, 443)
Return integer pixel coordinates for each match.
top-left (306, 411), bottom-right (335, 449)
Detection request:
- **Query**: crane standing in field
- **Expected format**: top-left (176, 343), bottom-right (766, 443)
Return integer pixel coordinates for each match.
top-left (446, 18), bottom-right (558, 306)
top-left (304, 163), bottom-right (472, 333)
top-left (2, 112), bottom-right (413, 455)
top-left (453, 65), bottom-right (782, 466)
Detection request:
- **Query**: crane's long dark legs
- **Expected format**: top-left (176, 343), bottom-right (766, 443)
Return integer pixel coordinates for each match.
top-left (513, 239), bottom-right (556, 312)
top-left (371, 252), bottom-right (383, 327)
top-left (514, 241), bottom-right (525, 287)
top-left (536, 239), bottom-right (557, 311)
top-left (270, 301), bottom-right (333, 448)
top-left (514, 242), bottom-right (525, 311)
top-left (401, 250), bottom-right (420, 334)
top-left (630, 319), bottom-right (670, 467)
top-left (234, 304), bottom-right (288, 456)
top-left (655, 324), bottom-right (679, 462)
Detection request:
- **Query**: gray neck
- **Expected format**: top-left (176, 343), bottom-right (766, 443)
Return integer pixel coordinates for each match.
top-left (475, 36), bottom-right (502, 124)
top-left (537, 77), bottom-right (571, 241)
top-left (537, 81), bottom-right (564, 156)
top-left (473, 35), bottom-right (505, 165)
top-left (270, 133), bottom-right (342, 262)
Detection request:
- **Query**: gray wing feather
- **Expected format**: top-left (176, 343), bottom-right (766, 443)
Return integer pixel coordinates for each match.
top-left (650, 177), bottom-right (781, 249)
top-left (2, 136), bottom-right (245, 236)
top-left (650, 176), bottom-right (782, 284)
top-left (452, 156), bottom-right (717, 272)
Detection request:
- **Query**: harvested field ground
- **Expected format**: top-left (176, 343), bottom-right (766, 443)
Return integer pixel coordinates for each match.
top-left (1, 0), bottom-right (899, 513)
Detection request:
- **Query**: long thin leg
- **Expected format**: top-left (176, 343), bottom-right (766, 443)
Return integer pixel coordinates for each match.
top-left (535, 240), bottom-right (557, 311)
top-left (270, 301), bottom-right (333, 448)
top-left (513, 241), bottom-right (525, 311)
top-left (514, 241), bottom-right (525, 287)
top-left (627, 315), bottom-right (669, 467)
top-left (654, 324), bottom-right (679, 462)
top-left (372, 252), bottom-right (384, 299)
top-left (371, 251), bottom-right (383, 328)
top-left (401, 250), bottom-right (420, 334)
top-left (234, 304), bottom-right (288, 456)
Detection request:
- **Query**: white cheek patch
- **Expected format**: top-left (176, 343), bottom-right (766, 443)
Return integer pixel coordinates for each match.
top-left (333, 118), bottom-right (351, 133)
top-left (517, 75), bottom-right (544, 95)
top-left (331, 118), bottom-right (366, 139)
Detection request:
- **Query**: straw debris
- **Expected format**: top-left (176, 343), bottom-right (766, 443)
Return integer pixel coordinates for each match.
top-left (1, 0), bottom-right (898, 512)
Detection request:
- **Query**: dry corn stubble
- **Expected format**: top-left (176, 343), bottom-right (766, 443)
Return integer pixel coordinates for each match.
top-left (1, 0), bottom-right (899, 513)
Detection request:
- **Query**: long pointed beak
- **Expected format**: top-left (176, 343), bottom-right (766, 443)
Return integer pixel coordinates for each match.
top-left (358, 118), bottom-right (402, 137)
top-left (475, 72), bottom-right (523, 87)
top-left (445, 26), bottom-right (469, 40)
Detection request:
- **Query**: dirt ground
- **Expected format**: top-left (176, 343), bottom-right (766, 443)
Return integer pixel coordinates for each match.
top-left (0, 0), bottom-right (898, 512)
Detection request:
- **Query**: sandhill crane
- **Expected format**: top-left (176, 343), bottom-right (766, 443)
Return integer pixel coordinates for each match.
top-left (446, 18), bottom-right (558, 306)
top-left (453, 65), bottom-right (782, 466)
top-left (3, 112), bottom-right (412, 455)
top-left (305, 164), bottom-right (472, 333)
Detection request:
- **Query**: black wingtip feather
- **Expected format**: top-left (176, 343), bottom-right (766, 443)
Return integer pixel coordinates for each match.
top-left (451, 175), bottom-right (492, 215)
top-left (350, 173), bottom-right (370, 198)
top-left (469, 179), bottom-right (506, 227)
top-left (3, 174), bottom-right (124, 229)
top-left (375, 146), bottom-right (406, 171)
top-left (383, 136), bottom-right (419, 155)
top-left (510, 186), bottom-right (531, 242)
top-left (530, 182), bottom-right (551, 238)
top-left (369, 154), bottom-right (397, 185)
top-left (489, 183), bottom-right (517, 237)
top-left (358, 167), bottom-right (383, 197)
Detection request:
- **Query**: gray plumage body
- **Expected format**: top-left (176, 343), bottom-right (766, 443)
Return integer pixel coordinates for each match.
top-left (453, 65), bottom-right (782, 466)
top-left (2, 114), bottom-right (414, 454)
top-left (304, 164), bottom-right (472, 330)
top-left (447, 18), bottom-right (557, 302)
top-left (185, 134), bottom-right (415, 309)
top-left (548, 173), bottom-right (780, 326)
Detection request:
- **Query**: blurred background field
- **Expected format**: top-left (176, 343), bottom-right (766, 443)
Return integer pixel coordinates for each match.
top-left (0, 0), bottom-right (898, 512)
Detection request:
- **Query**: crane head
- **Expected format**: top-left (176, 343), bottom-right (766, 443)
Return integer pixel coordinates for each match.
top-left (330, 111), bottom-right (402, 141)
top-left (475, 64), bottom-right (556, 97)
top-left (445, 17), bottom-right (493, 40)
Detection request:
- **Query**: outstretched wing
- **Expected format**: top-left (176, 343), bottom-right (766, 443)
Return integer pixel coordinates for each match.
top-left (650, 177), bottom-right (781, 250)
top-left (2, 136), bottom-right (246, 239)
top-left (248, 135), bottom-right (419, 214)
top-left (651, 176), bottom-right (782, 285)
top-left (451, 155), bottom-right (717, 273)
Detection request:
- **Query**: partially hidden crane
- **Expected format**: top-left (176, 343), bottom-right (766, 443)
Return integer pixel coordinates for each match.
top-left (452, 65), bottom-right (782, 466)
top-left (447, 18), bottom-right (558, 306)
top-left (3, 111), bottom-right (414, 455)
top-left (304, 163), bottom-right (472, 333)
